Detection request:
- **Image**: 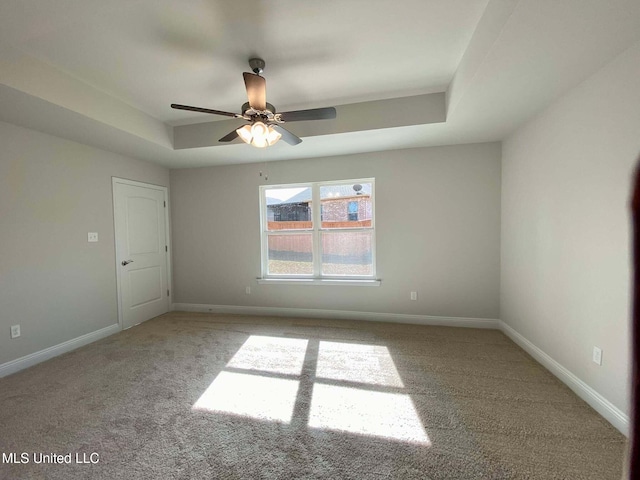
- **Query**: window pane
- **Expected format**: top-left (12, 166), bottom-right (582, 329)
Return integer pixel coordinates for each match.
top-left (268, 234), bottom-right (313, 275)
top-left (321, 231), bottom-right (373, 276)
top-left (319, 183), bottom-right (372, 229)
top-left (265, 187), bottom-right (312, 230)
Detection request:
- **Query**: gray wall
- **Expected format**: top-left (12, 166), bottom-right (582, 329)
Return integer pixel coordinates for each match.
top-left (170, 143), bottom-right (501, 319)
top-left (501, 41), bottom-right (640, 414)
top-left (0, 121), bottom-right (169, 365)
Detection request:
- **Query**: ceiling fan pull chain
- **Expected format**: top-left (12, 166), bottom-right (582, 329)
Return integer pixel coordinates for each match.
top-left (260, 161), bottom-right (268, 182)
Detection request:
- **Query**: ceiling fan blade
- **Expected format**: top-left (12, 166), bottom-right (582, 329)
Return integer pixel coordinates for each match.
top-left (271, 124), bottom-right (302, 145)
top-left (218, 129), bottom-right (240, 142)
top-left (243, 72), bottom-right (267, 111)
top-left (278, 107), bottom-right (337, 122)
top-left (171, 104), bottom-right (239, 118)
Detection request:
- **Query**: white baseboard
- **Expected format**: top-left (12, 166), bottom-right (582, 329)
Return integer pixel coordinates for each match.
top-left (499, 321), bottom-right (629, 436)
top-left (0, 324), bottom-right (120, 378)
top-left (171, 303), bottom-right (500, 329)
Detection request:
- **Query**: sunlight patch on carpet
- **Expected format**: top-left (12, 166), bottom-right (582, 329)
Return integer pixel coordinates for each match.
top-left (308, 384), bottom-right (430, 445)
top-left (192, 371), bottom-right (299, 422)
top-left (316, 341), bottom-right (404, 387)
top-left (193, 335), bottom-right (429, 443)
top-left (226, 335), bottom-right (309, 375)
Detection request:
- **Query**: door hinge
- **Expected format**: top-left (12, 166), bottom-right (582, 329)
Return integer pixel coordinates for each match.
top-left (165, 245), bottom-right (168, 252)
top-left (167, 289), bottom-right (170, 297)
top-left (164, 201), bottom-right (166, 207)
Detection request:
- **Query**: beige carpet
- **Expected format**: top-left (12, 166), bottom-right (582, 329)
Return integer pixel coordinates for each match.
top-left (0, 312), bottom-right (626, 479)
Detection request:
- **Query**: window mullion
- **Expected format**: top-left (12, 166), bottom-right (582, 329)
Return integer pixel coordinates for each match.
top-left (312, 183), bottom-right (321, 277)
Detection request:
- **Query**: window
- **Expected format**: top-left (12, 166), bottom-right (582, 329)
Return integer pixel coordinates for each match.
top-left (260, 179), bottom-right (376, 281)
top-left (347, 201), bottom-right (358, 221)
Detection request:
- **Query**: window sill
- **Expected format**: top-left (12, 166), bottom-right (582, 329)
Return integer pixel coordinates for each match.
top-left (256, 278), bottom-right (381, 287)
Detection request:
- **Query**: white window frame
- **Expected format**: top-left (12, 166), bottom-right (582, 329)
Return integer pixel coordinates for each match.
top-left (258, 178), bottom-right (379, 286)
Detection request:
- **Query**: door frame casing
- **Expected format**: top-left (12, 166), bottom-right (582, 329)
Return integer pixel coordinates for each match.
top-left (112, 177), bottom-right (172, 330)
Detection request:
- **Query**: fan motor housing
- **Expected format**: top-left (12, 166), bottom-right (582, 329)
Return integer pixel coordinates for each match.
top-left (242, 102), bottom-right (275, 115)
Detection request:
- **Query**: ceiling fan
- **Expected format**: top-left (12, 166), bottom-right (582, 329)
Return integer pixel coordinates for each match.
top-left (171, 58), bottom-right (337, 148)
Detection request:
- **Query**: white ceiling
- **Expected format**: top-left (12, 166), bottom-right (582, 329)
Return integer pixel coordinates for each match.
top-left (0, 0), bottom-right (639, 168)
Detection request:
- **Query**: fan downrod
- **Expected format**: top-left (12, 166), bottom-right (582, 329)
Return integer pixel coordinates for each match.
top-left (248, 58), bottom-right (265, 75)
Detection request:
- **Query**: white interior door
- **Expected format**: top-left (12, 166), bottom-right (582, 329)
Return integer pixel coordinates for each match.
top-left (114, 179), bottom-right (169, 329)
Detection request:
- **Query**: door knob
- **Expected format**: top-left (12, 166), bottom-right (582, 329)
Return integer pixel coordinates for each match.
top-left (121, 260), bottom-right (134, 266)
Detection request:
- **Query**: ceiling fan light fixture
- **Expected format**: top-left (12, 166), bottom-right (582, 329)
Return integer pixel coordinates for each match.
top-left (253, 137), bottom-right (268, 148)
top-left (267, 126), bottom-right (282, 145)
top-left (236, 124), bottom-right (253, 144)
top-left (251, 121), bottom-right (269, 139)
top-left (236, 121), bottom-right (282, 148)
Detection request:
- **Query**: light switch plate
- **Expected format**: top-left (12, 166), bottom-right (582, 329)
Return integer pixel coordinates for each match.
top-left (592, 346), bottom-right (602, 366)
top-left (88, 232), bottom-right (98, 242)
top-left (11, 325), bottom-right (20, 339)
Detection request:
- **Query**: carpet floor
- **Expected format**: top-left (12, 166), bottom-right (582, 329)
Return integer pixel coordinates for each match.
top-left (0, 312), bottom-right (627, 479)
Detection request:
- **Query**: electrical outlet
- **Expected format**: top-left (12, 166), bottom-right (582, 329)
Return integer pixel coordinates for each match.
top-left (592, 346), bottom-right (602, 366)
top-left (88, 232), bottom-right (98, 242)
top-left (245, 286), bottom-right (251, 295)
top-left (10, 325), bottom-right (20, 339)
top-left (410, 291), bottom-right (417, 301)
